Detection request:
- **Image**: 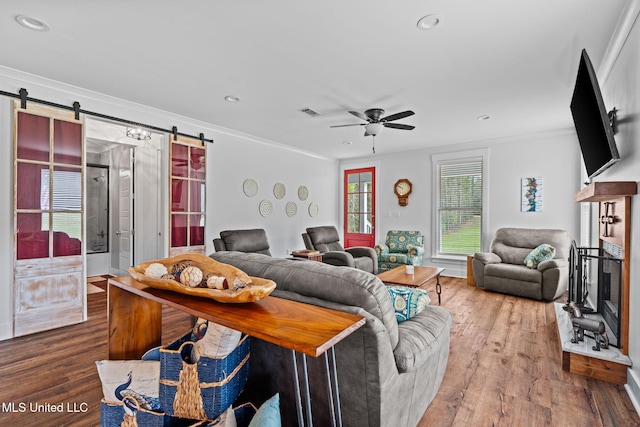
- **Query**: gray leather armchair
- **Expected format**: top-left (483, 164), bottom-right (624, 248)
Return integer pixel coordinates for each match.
top-left (213, 229), bottom-right (272, 256)
top-left (302, 225), bottom-right (377, 274)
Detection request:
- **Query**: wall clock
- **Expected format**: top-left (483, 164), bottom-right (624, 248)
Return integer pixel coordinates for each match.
top-left (394, 179), bottom-right (413, 206)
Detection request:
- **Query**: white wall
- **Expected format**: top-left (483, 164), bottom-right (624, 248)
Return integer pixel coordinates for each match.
top-left (596, 5), bottom-right (640, 412)
top-left (207, 132), bottom-right (339, 258)
top-left (341, 131), bottom-right (582, 277)
top-left (484, 132), bottom-right (582, 238)
top-left (0, 67), bottom-right (339, 340)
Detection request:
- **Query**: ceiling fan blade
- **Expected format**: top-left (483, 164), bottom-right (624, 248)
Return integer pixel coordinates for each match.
top-left (383, 123), bottom-right (415, 130)
top-left (348, 110), bottom-right (369, 121)
top-left (381, 110), bottom-right (415, 122)
top-left (330, 123), bottom-right (366, 129)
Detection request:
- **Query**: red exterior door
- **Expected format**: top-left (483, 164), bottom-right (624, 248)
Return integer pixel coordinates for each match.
top-left (344, 167), bottom-right (375, 248)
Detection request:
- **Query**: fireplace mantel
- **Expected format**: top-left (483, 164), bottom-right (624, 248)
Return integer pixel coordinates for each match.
top-left (574, 181), bottom-right (637, 202)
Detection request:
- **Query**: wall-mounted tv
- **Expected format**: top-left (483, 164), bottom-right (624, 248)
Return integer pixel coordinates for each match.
top-left (570, 49), bottom-right (620, 179)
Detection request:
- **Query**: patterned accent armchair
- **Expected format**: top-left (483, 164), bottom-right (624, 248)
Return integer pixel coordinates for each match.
top-left (375, 230), bottom-right (425, 273)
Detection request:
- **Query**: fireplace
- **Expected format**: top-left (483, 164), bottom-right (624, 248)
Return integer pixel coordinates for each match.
top-left (560, 181), bottom-right (636, 384)
top-left (568, 241), bottom-right (623, 347)
top-left (599, 241), bottom-right (623, 348)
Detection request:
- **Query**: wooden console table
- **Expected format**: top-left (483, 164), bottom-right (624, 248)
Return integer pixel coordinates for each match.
top-left (108, 276), bottom-right (365, 426)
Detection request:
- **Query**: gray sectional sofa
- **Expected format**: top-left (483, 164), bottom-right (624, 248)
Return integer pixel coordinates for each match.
top-left (209, 251), bottom-right (452, 427)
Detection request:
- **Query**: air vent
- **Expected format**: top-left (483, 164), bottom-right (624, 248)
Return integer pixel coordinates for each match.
top-left (298, 107), bottom-right (320, 117)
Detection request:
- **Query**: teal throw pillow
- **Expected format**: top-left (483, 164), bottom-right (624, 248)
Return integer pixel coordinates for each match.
top-left (524, 244), bottom-right (556, 269)
top-left (249, 393), bottom-right (281, 427)
top-left (386, 286), bottom-right (431, 322)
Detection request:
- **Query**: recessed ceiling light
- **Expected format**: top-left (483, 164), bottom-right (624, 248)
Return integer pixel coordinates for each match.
top-left (15, 15), bottom-right (50, 32)
top-left (224, 95), bottom-right (240, 102)
top-left (477, 115), bottom-right (491, 121)
top-left (417, 14), bottom-right (441, 30)
top-left (342, 141), bottom-right (352, 145)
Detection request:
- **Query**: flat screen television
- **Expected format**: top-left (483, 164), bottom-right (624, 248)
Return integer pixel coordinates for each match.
top-left (570, 49), bottom-right (620, 179)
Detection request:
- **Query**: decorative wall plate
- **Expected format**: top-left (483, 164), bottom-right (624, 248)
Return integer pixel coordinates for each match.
top-left (243, 178), bottom-right (258, 197)
top-left (273, 182), bottom-right (286, 199)
top-left (308, 202), bottom-right (319, 217)
top-left (286, 201), bottom-right (297, 217)
top-left (298, 185), bottom-right (309, 201)
top-left (259, 200), bottom-right (273, 217)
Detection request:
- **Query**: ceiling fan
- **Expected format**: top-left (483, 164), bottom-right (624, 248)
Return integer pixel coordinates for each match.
top-left (330, 108), bottom-right (415, 153)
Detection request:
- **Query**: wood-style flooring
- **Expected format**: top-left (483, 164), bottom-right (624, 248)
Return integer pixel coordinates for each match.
top-left (0, 279), bottom-right (193, 426)
top-left (0, 277), bottom-right (638, 426)
top-left (419, 277), bottom-right (640, 427)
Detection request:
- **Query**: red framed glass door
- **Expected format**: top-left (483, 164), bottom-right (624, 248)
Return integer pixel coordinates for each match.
top-left (13, 102), bottom-right (85, 336)
top-left (344, 167), bottom-right (376, 248)
top-left (169, 136), bottom-right (206, 256)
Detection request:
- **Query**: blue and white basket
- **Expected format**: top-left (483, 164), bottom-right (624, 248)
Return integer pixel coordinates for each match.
top-left (159, 334), bottom-right (250, 421)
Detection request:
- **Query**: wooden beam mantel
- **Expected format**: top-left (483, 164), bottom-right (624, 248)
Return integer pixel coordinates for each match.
top-left (574, 181), bottom-right (637, 202)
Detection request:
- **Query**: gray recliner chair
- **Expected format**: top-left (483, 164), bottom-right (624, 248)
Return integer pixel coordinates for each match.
top-left (472, 227), bottom-right (570, 301)
top-left (302, 225), bottom-right (378, 274)
top-left (213, 229), bottom-right (272, 256)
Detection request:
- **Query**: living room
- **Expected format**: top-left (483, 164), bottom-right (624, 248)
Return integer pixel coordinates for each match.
top-left (1, 1), bottom-right (640, 425)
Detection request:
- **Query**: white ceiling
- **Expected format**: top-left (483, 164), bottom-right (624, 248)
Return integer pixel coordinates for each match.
top-left (0, 1), bottom-right (630, 159)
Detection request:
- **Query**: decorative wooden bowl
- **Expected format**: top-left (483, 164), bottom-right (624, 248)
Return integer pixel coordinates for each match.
top-left (129, 253), bottom-right (276, 303)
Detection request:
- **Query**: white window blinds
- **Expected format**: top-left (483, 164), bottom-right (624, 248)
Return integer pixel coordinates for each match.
top-left (437, 159), bottom-right (483, 256)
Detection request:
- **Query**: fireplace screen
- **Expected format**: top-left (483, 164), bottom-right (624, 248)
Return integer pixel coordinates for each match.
top-left (568, 241), bottom-right (622, 348)
top-left (599, 247), bottom-right (622, 348)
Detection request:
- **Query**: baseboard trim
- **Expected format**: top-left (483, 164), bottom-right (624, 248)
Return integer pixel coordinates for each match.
top-left (0, 321), bottom-right (13, 341)
top-left (626, 368), bottom-right (640, 417)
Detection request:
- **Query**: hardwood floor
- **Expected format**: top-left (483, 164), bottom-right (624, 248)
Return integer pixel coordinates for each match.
top-left (419, 277), bottom-right (640, 427)
top-left (0, 277), bottom-right (637, 426)
top-left (0, 280), bottom-right (193, 426)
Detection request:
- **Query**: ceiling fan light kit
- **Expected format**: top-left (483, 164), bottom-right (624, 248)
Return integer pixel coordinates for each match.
top-left (331, 108), bottom-right (415, 153)
top-left (365, 122), bottom-right (383, 136)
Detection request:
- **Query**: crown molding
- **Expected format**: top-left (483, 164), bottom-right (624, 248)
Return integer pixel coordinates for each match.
top-left (598, 0), bottom-right (640, 83)
top-left (0, 66), bottom-right (336, 163)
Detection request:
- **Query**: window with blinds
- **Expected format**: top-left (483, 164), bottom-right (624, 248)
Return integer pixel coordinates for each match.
top-left (436, 158), bottom-right (483, 256)
top-left (40, 169), bottom-right (82, 240)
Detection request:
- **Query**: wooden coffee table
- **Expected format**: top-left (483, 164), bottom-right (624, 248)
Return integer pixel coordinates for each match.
top-left (377, 266), bottom-right (445, 304)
